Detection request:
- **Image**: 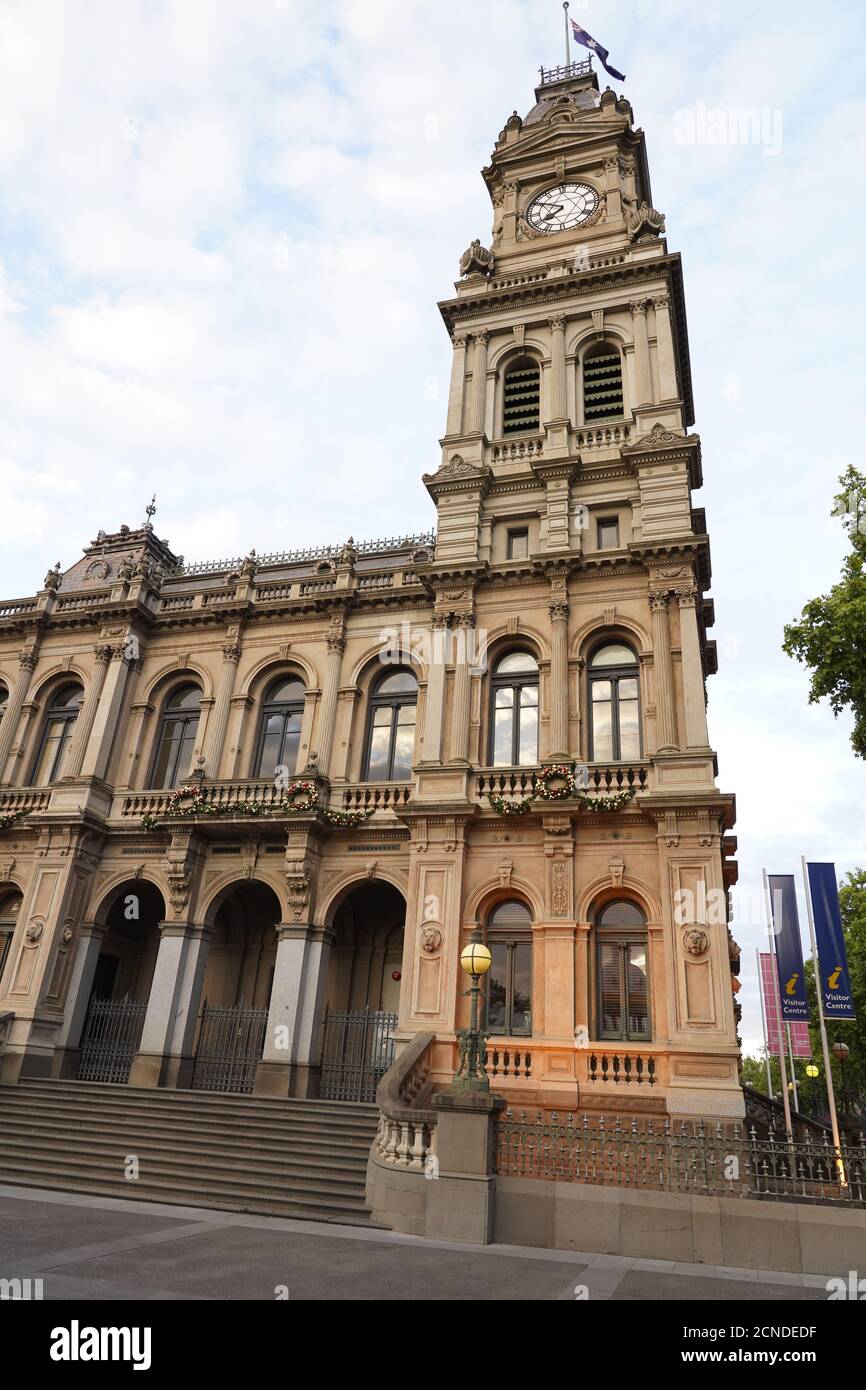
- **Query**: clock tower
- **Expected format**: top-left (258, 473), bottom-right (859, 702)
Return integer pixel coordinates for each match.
top-left (419, 55), bottom-right (742, 1121)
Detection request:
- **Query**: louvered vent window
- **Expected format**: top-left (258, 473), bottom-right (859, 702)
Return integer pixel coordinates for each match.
top-left (502, 357), bottom-right (541, 435)
top-left (583, 345), bottom-right (623, 421)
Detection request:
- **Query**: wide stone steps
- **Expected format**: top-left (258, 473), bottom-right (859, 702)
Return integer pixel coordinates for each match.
top-left (0, 1079), bottom-right (381, 1224)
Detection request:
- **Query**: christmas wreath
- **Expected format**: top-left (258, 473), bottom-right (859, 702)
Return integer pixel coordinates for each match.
top-left (488, 765), bottom-right (639, 817)
top-left (0, 808), bottom-right (29, 833)
top-left (534, 764), bottom-right (579, 801)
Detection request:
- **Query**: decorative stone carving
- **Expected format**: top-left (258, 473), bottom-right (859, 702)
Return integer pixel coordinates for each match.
top-left (459, 239), bottom-right (495, 279)
top-left (548, 600), bottom-right (569, 622)
top-left (165, 865), bottom-right (192, 918)
top-left (683, 927), bottom-right (710, 957)
top-left (18, 649), bottom-right (38, 670)
top-left (498, 858), bottom-right (513, 888)
top-left (222, 641), bottom-right (242, 663)
top-left (609, 856), bottom-right (625, 888)
top-left (420, 925), bottom-right (443, 954)
top-left (623, 195), bottom-right (666, 241)
top-left (25, 921), bottom-right (44, 945)
top-left (43, 563), bottom-right (62, 592)
top-left (0, 859), bottom-right (16, 880)
top-left (632, 422), bottom-right (685, 449)
top-left (61, 925), bottom-right (73, 945)
top-left (338, 537), bottom-right (357, 567)
top-left (240, 549), bottom-right (258, 580)
top-left (435, 454), bottom-right (475, 477)
top-left (551, 861), bottom-right (568, 916)
top-left (285, 865), bottom-right (311, 922)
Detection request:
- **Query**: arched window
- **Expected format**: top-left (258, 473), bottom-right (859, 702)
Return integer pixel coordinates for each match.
top-left (364, 670), bottom-right (418, 781)
top-left (0, 685), bottom-right (8, 722)
top-left (583, 342), bottom-right (623, 422)
top-left (485, 900), bottom-right (532, 1036)
top-left (255, 676), bottom-right (305, 779)
top-left (502, 356), bottom-right (541, 435)
top-left (491, 651), bottom-right (538, 767)
top-left (150, 684), bottom-right (202, 789)
top-left (0, 888), bottom-right (22, 986)
top-left (589, 642), bottom-right (641, 761)
top-left (29, 683), bottom-right (84, 786)
top-left (595, 900), bottom-right (649, 1040)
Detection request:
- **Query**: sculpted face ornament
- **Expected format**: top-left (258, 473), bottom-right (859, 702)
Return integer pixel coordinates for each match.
top-left (526, 182), bottom-right (598, 233)
top-left (683, 927), bottom-right (710, 957)
top-left (420, 925), bottom-right (443, 954)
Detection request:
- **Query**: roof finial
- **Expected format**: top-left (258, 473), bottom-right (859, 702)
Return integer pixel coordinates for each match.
top-left (144, 494), bottom-right (157, 530)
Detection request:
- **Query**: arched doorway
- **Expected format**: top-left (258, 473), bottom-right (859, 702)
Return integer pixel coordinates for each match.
top-left (77, 880), bottom-right (165, 1083)
top-left (192, 880), bottom-right (282, 1093)
top-left (319, 880), bottom-right (406, 1102)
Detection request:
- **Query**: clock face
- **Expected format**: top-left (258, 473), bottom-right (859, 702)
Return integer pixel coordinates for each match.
top-left (526, 182), bottom-right (599, 234)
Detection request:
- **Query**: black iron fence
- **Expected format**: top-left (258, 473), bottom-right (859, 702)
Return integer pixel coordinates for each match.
top-left (77, 997), bottom-right (147, 1084)
top-left (495, 1110), bottom-right (866, 1205)
top-left (319, 1008), bottom-right (398, 1103)
top-left (191, 1001), bottom-right (268, 1094)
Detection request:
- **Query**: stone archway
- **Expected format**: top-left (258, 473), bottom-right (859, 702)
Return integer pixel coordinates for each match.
top-left (318, 880), bottom-right (406, 1102)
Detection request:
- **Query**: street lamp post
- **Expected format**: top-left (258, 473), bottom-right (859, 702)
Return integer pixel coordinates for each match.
top-left (832, 1040), bottom-right (850, 1114)
top-left (453, 928), bottom-right (492, 1094)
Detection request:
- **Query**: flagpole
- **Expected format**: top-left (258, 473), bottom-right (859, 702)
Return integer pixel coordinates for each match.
top-left (763, 868), bottom-right (793, 1142)
top-left (756, 948), bottom-right (773, 1094)
top-left (785, 1021), bottom-right (800, 1112)
top-left (801, 856), bottom-right (846, 1184)
top-left (563, 2), bottom-right (570, 67)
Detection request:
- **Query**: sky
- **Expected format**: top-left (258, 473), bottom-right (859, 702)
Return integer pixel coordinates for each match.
top-left (0, 0), bottom-right (864, 1056)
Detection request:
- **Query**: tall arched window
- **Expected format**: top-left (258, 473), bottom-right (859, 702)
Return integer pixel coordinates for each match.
top-left (364, 670), bottom-right (418, 781)
top-left (502, 356), bottom-right (541, 435)
top-left (583, 342), bottom-right (623, 422)
top-left (29, 683), bottom-right (84, 786)
top-left (485, 900), bottom-right (532, 1036)
top-left (595, 900), bottom-right (649, 1040)
top-left (491, 651), bottom-right (538, 767)
top-left (0, 684), bottom-right (8, 723)
top-left (150, 684), bottom-right (202, 789)
top-left (255, 676), bottom-right (305, 779)
top-left (0, 888), bottom-right (22, 986)
top-left (589, 642), bottom-right (641, 761)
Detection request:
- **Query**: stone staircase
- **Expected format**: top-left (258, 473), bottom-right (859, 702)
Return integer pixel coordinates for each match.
top-left (0, 1079), bottom-right (381, 1225)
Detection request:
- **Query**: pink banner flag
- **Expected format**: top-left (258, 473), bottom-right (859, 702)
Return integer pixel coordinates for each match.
top-left (758, 952), bottom-right (812, 1057)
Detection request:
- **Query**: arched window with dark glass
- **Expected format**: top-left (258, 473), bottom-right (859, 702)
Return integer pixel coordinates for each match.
top-left (150, 684), bottom-right (202, 789)
top-left (0, 888), bottom-right (22, 987)
top-left (588, 642), bottom-right (641, 761)
top-left (502, 356), bottom-right (541, 435)
top-left (490, 651), bottom-right (538, 767)
top-left (29, 683), bottom-right (84, 786)
top-left (364, 670), bottom-right (418, 781)
top-left (255, 676), bottom-right (305, 779)
top-left (0, 684), bottom-right (8, 724)
top-left (485, 900), bottom-right (532, 1037)
top-left (595, 900), bottom-right (649, 1041)
top-left (583, 341), bottom-right (623, 422)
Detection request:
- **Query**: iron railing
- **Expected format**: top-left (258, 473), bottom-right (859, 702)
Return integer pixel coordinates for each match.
top-left (77, 996), bottom-right (147, 1084)
top-left (495, 1110), bottom-right (866, 1205)
top-left (167, 531), bottom-right (436, 578)
top-left (538, 58), bottom-right (593, 86)
top-left (319, 1008), bottom-right (398, 1104)
top-left (191, 1000), bottom-right (268, 1094)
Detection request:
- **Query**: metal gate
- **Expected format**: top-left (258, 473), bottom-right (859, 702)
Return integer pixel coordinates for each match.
top-left (191, 1001), bottom-right (268, 1094)
top-left (319, 1008), bottom-right (398, 1103)
top-left (77, 996), bottom-right (147, 1084)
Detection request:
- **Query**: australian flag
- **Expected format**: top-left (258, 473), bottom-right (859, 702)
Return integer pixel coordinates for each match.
top-left (570, 20), bottom-right (626, 83)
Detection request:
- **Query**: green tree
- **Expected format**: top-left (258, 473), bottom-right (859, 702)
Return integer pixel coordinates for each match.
top-left (783, 467), bottom-right (866, 758)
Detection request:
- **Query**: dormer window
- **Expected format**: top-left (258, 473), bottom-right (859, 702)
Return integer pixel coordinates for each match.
top-left (502, 356), bottom-right (541, 435)
top-left (583, 342), bottom-right (623, 422)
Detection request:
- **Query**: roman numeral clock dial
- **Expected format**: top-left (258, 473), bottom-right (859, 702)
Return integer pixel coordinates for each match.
top-left (525, 182), bottom-right (599, 233)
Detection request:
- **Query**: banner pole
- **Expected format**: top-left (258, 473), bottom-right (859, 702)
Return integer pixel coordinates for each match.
top-left (763, 869), bottom-right (793, 1141)
top-left (563, 2), bottom-right (571, 67)
top-left (801, 856), bottom-right (846, 1184)
top-left (785, 1021), bottom-right (800, 1112)
top-left (756, 948), bottom-right (772, 1094)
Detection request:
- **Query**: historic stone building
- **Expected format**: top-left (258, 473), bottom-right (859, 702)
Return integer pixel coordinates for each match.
top-left (0, 58), bottom-right (741, 1129)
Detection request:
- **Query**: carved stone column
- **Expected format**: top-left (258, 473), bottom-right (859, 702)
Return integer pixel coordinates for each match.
top-left (548, 314), bottom-right (568, 422)
top-left (129, 923), bottom-right (212, 1089)
top-left (548, 597), bottom-right (570, 760)
top-left (652, 294), bottom-right (679, 401)
top-left (0, 648), bottom-right (37, 783)
top-left (80, 640), bottom-right (139, 783)
top-left (64, 645), bottom-right (112, 778)
top-left (650, 591), bottom-right (679, 752)
top-left (470, 331), bottom-right (489, 434)
top-left (421, 616), bottom-right (449, 764)
top-left (630, 299), bottom-right (654, 407)
top-left (448, 613), bottom-right (474, 764)
top-left (445, 333), bottom-right (469, 436)
top-left (316, 630), bottom-right (345, 776)
top-left (676, 584), bottom-right (710, 747)
top-left (201, 635), bottom-right (242, 778)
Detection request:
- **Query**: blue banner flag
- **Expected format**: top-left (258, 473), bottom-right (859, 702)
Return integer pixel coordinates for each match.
top-left (570, 21), bottom-right (626, 82)
top-left (767, 874), bottom-right (809, 1022)
top-left (807, 862), bottom-right (855, 1020)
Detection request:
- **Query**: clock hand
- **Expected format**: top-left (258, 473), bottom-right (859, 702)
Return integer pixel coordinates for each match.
top-left (542, 203), bottom-right (564, 221)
